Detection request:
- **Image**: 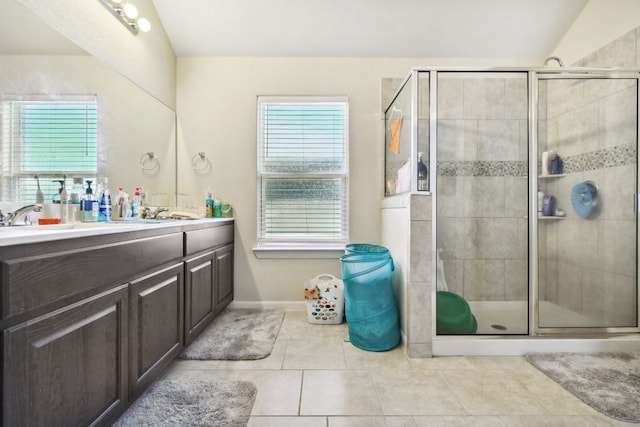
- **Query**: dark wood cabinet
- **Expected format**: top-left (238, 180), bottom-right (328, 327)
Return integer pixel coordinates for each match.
top-left (128, 263), bottom-right (184, 399)
top-left (215, 244), bottom-right (234, 314)
top-left (184, 251), bottom-right (216, 346)
top-left (184, 242), bottom-right (234, 345)
top-left (0, 220), bottom-right (233, 427)
top-left (3, 285), bottom-right (128, 427)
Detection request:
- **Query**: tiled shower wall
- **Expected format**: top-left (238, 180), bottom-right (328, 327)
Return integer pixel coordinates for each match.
top-left (436, 73), bottom-right (529, 302)
top-left (538, 28), bottom-right (639, 325)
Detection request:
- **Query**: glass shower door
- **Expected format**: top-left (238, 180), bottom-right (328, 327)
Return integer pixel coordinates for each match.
top-left (435, 71), bottom-right (529, 334)
top-left (536, 75), bottom-right (639, 331)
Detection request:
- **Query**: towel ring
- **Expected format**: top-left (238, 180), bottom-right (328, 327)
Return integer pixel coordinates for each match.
top-left (191, 152), bottom-right (211, 172)
top-left (139, 152), bottom-right (160, 171)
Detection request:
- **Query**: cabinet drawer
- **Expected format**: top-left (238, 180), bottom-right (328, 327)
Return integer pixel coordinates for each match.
top-left (1, 233), bottom-right (183, 320)
top-left (184, 224), bottom-right (233, 256)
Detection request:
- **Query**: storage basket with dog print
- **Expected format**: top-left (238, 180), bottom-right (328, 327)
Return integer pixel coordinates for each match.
top-left (304, 274), bottom-right (344, 324)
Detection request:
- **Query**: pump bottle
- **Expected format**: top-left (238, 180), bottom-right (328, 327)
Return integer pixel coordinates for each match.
top-left (99, 177), bottom-right (112, 222)
top-left (81, 180), bottom-right (98, 222)
top-left (132, 187), bottom-right (142, 218)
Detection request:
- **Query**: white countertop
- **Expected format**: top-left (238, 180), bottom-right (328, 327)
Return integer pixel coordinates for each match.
top-left (0, 218), bottom-right (231, 246)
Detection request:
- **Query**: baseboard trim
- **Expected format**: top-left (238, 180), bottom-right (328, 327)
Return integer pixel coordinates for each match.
top-left (229, 300), bottom-right (306, 311)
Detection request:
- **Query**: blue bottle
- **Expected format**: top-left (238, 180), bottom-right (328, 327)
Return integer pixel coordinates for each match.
top-left (99, 178), bottom-right (112, 222)
top-left (417, 152), bottom-right (428, 191)
top-left (551, 155), bottom-right (563, 174)
top-left (205, 192), bottom-right (214, 218)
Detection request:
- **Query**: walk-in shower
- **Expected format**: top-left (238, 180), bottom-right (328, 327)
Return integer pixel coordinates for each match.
top-left (383, 65), bottom-right (640, 354)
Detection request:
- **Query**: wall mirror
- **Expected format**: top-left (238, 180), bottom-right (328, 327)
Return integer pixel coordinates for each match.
top-left (0, 0), bottom-right (176, 207)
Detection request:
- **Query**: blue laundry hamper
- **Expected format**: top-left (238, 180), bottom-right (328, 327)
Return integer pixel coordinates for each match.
top-left (340, 244), bottom-right (400, 351)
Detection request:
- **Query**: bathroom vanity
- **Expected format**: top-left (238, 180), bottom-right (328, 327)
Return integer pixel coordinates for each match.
top-left (0, 219), bottom-right (234, 427)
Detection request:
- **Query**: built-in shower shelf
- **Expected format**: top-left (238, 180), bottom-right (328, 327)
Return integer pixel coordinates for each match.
top-left (538, 215), bottom-right (566, 220)
top-left (538, 174), bottom-right (566, 179)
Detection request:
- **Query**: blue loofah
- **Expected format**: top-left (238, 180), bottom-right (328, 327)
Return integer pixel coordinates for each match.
top-left (571, 182), bottom-right (597, 218)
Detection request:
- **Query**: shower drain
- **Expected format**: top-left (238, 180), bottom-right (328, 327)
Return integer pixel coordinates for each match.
top-left (491, 324), bottom-right (508, 331)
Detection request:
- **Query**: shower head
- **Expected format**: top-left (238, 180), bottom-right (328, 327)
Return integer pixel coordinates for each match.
top-left (543, 56), bottom-right (565, 67)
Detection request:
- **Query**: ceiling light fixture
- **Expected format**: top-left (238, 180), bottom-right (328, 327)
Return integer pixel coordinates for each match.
top-left (98, 0), bottom-right (151, 35)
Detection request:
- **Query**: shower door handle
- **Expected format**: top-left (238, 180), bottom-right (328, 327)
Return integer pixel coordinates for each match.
top-left (635, 193), bottom-right (640, 213)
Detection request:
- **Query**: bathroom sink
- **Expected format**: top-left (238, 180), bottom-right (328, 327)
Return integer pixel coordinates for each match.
top-left (0, 223), bottom-right (75, 232)
top-left (0, 220), bottom-right (174, 246)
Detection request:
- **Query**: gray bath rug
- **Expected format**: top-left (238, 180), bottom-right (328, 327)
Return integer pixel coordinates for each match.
top-left (525, 352), bottom-right (640, 423)
top-left (180, 308), bottom-right (285, 360)
top-left (112, 379), bottom-right (257, 427)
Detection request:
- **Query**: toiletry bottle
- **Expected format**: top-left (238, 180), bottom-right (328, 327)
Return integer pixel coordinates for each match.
top-left (52, 180), bottom-right (64, 203)
top-left (542, 195), bottom-right (555, 216)
top-left (132, 187), bottom-right (141, 218)
top-left (551, 154), bottom-right (563, 174)
top-left (541, 150), bottom-right (554, 176)
top-left (417, 152), bottom-right (428, 191)
top-left (35, 175), bottom-right (44, 204)
top-left (115, 187), bottom-right (126, 219)
top-left (122, 194), bottom-right (131, 219)
top-left (81, 180), bottom-right (98, 222)
top-left (139, 187), bottom-right (147, 207)
top-left (60, 175), bottom-right (69, 224)
top-left (99, 177), bottom-right (112, 222)
top-left (213, 199), bottom-right (222, 218)
top-left (205, 192), bottom-right (214, 218)
top-left (537, 189), bottom-right (544, 214)
top-left (70, 177), bottom-right (84, 204)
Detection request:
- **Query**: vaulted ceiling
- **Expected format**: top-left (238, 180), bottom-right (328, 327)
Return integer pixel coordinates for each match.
top-left (152, 0), bottom-right (589, 61)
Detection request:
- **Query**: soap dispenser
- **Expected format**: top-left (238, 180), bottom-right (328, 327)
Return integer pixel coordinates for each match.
top-left (52, 180), bottom-right (65, 203)
top-left (131, 187), bottom-right (142, 218)
top-left (81, 180), bottom-right (98, 222)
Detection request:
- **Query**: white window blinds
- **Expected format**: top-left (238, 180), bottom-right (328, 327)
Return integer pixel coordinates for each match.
top-left (1, 95), bottom-right (97, 201)
top-left (257, 96), bottom-right (349, 245)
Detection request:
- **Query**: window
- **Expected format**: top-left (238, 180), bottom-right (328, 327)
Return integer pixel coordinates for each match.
top-left (256, 96), bottom-right (348, 254)
top-left (1, 95), bottom-right (97, 201)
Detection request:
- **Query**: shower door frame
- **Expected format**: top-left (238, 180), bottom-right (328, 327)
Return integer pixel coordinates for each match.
top-left (529, 69), bottom-right (640, 336)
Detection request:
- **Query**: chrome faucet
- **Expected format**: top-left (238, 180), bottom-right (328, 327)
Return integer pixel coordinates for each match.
top-left (142, 207), bottom-right (168, 219)
top-left (0, 204), bottom-right (42, 226)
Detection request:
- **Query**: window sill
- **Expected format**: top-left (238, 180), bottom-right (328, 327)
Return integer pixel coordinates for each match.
top-left (252, 244), bottom-right (346, 259)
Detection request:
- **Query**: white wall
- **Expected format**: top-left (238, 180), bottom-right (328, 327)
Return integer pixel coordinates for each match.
top-left (176, 57), bottom-right (527, 303)
top-left (552, 0), bottom-right (640, 66)
top-left (16, 0), bottom-right (176, 109)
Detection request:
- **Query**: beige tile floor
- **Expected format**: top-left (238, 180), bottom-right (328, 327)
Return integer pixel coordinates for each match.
top-left (163, 311), bottom-right (633, 426)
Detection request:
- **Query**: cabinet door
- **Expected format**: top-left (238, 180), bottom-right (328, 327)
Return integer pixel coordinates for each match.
top-left (128, 263), bottom-right (183, 399)
top-left (184, 252), bottom-right (216, 346)
top-left (215, 244), bottom-right (234, 314)
top-left (3, 285), bottom-right (128, 427)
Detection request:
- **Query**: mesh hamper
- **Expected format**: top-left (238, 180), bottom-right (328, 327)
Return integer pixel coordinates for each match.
top-left (305, 274), bottom-right (344, 324)
top-left (340, 246), bottom-right (400, 351)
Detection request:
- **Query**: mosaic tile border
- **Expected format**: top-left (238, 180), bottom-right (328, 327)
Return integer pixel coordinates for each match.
top-left (437, 160), bottom-right (527, 177)
top-left (561, 143), bottom-right (636, 174)
top-left (436, 144), bottom-right (636, 177)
